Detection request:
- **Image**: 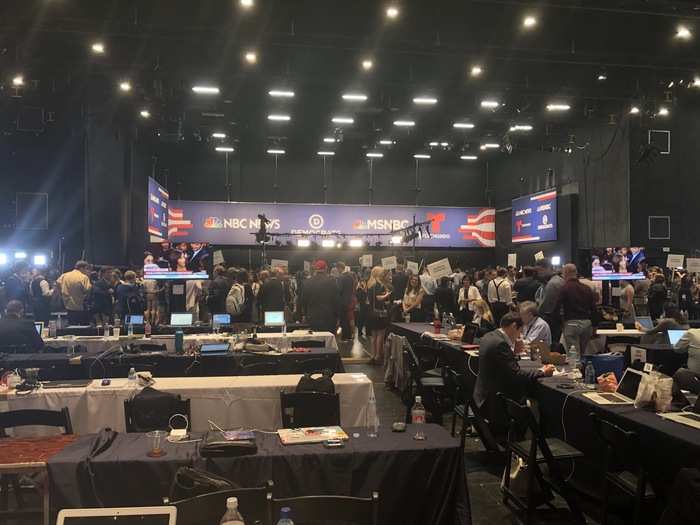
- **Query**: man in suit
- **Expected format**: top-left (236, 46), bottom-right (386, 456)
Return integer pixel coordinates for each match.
top-left (300, 260), bottom-right (339, 333)
top-left (0, 300), bottom-right (44, 352)
top-left (336, 262), bottom-right (355, 341)
top-left (257, 268), bottom-right (288, 316)
top-left (473, 312), bottom-right (554, 441)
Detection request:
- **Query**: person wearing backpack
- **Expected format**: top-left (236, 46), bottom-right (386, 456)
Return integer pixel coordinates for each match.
top-left (226, 273), bottom-right (248, 321)
top-left (115, 271), bottom-right (144, 322)
top-left (208, 265), bottom-right (231, 315)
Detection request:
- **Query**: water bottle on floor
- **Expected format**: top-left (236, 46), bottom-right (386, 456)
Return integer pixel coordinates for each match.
top-left (276, 507), bottom-right (294, 525)
top-left (220, 496), bottom-right (245, 525)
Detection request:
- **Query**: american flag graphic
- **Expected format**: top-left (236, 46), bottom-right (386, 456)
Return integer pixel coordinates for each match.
top-left (459, 208), bottom-right (496, 247)
top-left (168, 208), bottom-right (193, 238)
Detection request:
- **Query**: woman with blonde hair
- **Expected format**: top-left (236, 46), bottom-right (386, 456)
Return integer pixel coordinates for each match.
top-left (366, 266), bottom-right (391, 364)
top-left (472, 298), bottom-right (496, 336)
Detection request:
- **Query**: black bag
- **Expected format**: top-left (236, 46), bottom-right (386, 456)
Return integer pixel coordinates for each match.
top-left (296, 370), bottom-right (335, 394)
top-left (168, 467), bottom-right (238, 502)
top-left (199, 431), bottom-right (258, 458)
top-left (370, 284), bottom-right (388, 318)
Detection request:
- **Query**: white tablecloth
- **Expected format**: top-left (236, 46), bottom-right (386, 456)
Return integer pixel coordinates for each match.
top-left (3, 373), bottom-right (374, 436)
top-left (43, 331), bottom-right (338, 354)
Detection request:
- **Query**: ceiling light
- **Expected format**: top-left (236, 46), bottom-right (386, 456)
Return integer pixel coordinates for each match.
top-left (676, 25), bottom-right (692, 40)
top-left (317, 151), bottom-right (335, 156)
top-left (192, 85), bottom-right (220, 95)
top-left (212, 132), bottom-right (227, 139)
top-left (440, 142), bottom-right (449, 147)
top-left (692, 77), bottom-right (700, 87)
top-left (349, 239), bottom-right (364, 248)
top-left (480, 100), bottom-right (499, 108)
top-left (597, 73), bottom-right (607, 81)
top-left (244, 50), bottom-right (258, 64)
top-left (366, 152), bottom-right (384, 158)
top-left (267, 148), bottom-right (286, 155)
top-left (91, 42), bottom-right (105, 54)
top-left (386, 5), bottom-right (399, 19)
top-left (413, 96), bottom-right (438, 105)
top-left (342, 93), bottom-right (368, 102)
top-left (323, 137), bottom-right (336, 143)
top-left (546, 103), bottom-right (570, 111)
top-left (393, 120), bottom-right (415, 127)
top-left (297, 239), bottom-right (310, 248)
top-left (321, 239), bottom-right (336, 248)
top-left (453, 122), bottom-right (475, 129)
top-left (332, 117), bottom-right (354, 124)
top-left (139, 109), bottom-right (151, 119)
top-left (0, 253), bottom-right (6, 265)
top-left (470, 65), bottom-right (483, 77)
top-left (523, 15), bottom-right (537, 28)
top-left (429, 141), bottom-right (439, 147)
top-left (269, 90), bottom-right (295, 98)
top-left (118, 81), bottom-right (132, 92)
top-left (481, 143), bottom-right (499, 149)
top-left (268, 114), bottom-right (291, 121)
top-left (379, 139), bottom-right (394, 145)
top-left (240, 0), bottom-right (254, 9)
top-left (509, 124), bottom-right (533, 132)
top-left (361, 59), bottom-right (374, 71)
top-left (33, 254), bottom-right (47, 266)
top-left (12, 75), bottom-right (24, 86)
top-left (658, 107), bottom-right (670, 116)
top-left (460, 155), bottom-right (478, 160)
top-left (414, 154), bottom-right (430, 159)
top-left (629, 106), bottom-right (640, 115)
top-left (14, 251), bottom-right (27, 260)
top-left (215, 146), bottom-right (234, 152)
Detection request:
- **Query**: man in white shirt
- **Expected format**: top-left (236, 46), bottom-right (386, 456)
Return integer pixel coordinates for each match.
top-left (419, 269), bottom-right (437, 319)
top-left (519, 301), bottom-right (552, 345)
top-left (487, 268), bottom-right (513, 324)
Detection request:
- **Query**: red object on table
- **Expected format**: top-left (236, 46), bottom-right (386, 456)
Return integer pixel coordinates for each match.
top-left (433, 320), bottom-right (442, 334)
top-left (0, 435), bottom-right (79, 466)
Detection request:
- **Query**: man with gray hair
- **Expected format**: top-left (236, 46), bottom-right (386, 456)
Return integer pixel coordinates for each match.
top-left (519, 301), bottom-right (552, 345)
top-left (555, 263), bottom-right (597, 355)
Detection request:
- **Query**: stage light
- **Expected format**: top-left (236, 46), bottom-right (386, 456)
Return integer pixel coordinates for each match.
top-left (523, 15), bottom-right (537, 28)
top-left (453, 122), bottom-right (475, 129)
top-left (0, 253), bottom-right (6, 265)
top-left (12, 75), bottom-right (24, 86)
top-left (379, 139), bottom-right (395, 145)
top-left (480, 100), bottom-right (499, 108)
top-left (323, 137), bottom-right (336, 143)
top-left (212, 132), bottom-right (227, 139)
top-left (390, 236), bottom-right (402, 245)
top-left (317, 151), bottom-right (335, 156)
top-left (551, 256), bottom-right (561, 266)
top-left (393, 120), bottom-right (415, 127)
top-left (429, 141), bottom-right (439, 147)
top-left (414, 154), bottom-right (430, 159)
top-left (481, 143), bottom-right (499, 149)
top-left (470, 65), bottom-right (483, 77)
top-left (267, 148), bottom-right (285, 155)
top-left (14, 251), bottom-right (27, 260)
top-left (244, 50), bottom-right (258, 64)
top-left (139, 109), bottom-right (151, 119)
top-left (33, 254), bottom-right (47, 266)
top-left (361, 59), bottom-right (374, 71)
top-left (349, 239), bottom-right (364, 248)
top-left (460, 155), bottom-right (478, 160)
top-left (629, 106), bottom-right (640, 115)
top-left (119, 81), bottom-right (132, 92)
top-left (240, 0), bottom-right (254, 9)
top-left (215, 146), bottom-right (235, 152)
top-left (91, 41), bottom-right (105, 54)
top-left (676, 25), bottom-right (692, 40)
top-left (386, 5), bottom-right (399, 19)
top-left (413, 96), bottom-right (438, 105)
top-left (658, 107), bottom-right (670, 116)
top-left (546, 103), bottom-right (570, 112)
top-left (597, 73), bottom-right (607, 81)
top-left (268, 90), bottom-right (295, 98)
top-left (268, 114), bottom-right (291, 122)
top-left (509, 124), bottom-right (533, 132)
top-left (297, 239), bottom-right (311, 248)
top-left (366, 152), bottom-right (384, 158)
top-left (342, 93), bottom-right (368, 102)
top-left (693, 77), bottom-right (700, 88)
top-left (321, 239), bottom-right (336, 248)
top-left (332, 117), bottom-right (354, 124)
top-left (192, 85), bottom-right (220, 95)
top-left (440, 142), bottom-right (449, 147)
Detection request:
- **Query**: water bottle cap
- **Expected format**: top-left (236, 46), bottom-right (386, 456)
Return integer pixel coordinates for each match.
top-left (226, 496), bottom-right (238, 509)
top-left (415, 395), bottom-right (422, 403)
top-left (280, 506), bottom-right (292, 518)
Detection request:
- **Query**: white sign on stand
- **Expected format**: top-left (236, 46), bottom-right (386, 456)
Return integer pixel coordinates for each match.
top-left (427, 258), bottom-right (452, 280)
top-left (270, 259), bottom-right (289, 271)
top-left (381, 256), bottom-right (398, 271)
top-left (534, 251), bottom-right (545, 262)
top-left (507, 253), bottom-right (517, 268)
top-left (406, 261), bottom-right (420, 274)
top-left (303, 261), bottom-right (311, 273)
top-left (360, 254), bottom-right (373, 268)
top-left (687, 258), bottom-right (700, 274)
top-left (212, 250), bottom-right (224, 266)
top-left (666, 254), bottom-right (684, 269)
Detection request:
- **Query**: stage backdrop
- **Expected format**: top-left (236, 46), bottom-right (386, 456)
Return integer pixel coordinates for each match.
top-left (167, 201), bottom-right (495, 248)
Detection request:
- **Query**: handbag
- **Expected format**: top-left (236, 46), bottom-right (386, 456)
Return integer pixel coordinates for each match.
top-left (296, 370), bottom-right (335, 394)
top-left (168, 467), bottom-right (238, 502)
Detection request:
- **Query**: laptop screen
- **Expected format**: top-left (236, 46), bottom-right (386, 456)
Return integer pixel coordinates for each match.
top-left (264, 311), bottom-right (285, 327)
top-left (126, 315), bottom-right (144, 325)
top-left (200, 343), bottom-right (230, 354)
top-left (616, 368), bottom-right (643, 400)
top-left (667, 329), bottom-right (687, 346)
top-left (212, 313), bottom-right (231, 325)
top-left (57, 507), bottom-right (176, 525)
top-left (170, 313), bottom-right (193, 326)
top-left (34, 322), bottom-right (43, 335)
top-left (635, 316), bottom-right (653, 330)
top-left (61, 519), bottom-right (172, 525)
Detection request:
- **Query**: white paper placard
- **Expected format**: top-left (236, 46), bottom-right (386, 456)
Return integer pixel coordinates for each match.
top-left (427, 258), bottom-right (453, 280)
top-left (303, 261), bottom-right (311, 273)
top-left (212, 250), bottom-right (224, 266)
top-left (172, 284), bottom-right (185, 295)
top-left (666, 254), bottom-right (684, 269)
top-left (270, 259), bottom-right (289, 271)
top-left (360, 254), bottom-right (373, 268)
top-left (507, 253), bottom-right (517, 268)
top-left (381, 256), bottom-right (398, 270)
top-left (534, 251), bottom-right (545, 262)
top-left (406, 261), bottom-right (420, 274)
top-left (687, 258), bottom-right (700, 273)
top-left (630, 346), bottom-right (647, 364)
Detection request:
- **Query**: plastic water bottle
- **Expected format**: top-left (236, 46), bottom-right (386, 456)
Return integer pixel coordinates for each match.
top-left (220, 496), bottom-right (245, 525)
top-left (567, 345), bottom-right (579, 369)
top-left (127, 367), bottom-right (137, 387)
top-left (367, 392), bottom-right (379, 437)
top-left (411, 396), bottom-right (426, 424)
top-left (144, 321), bottom-right (152, 338)
top-left (276, 507), bottom-right (294, 525)
top-left (127, 323), bottom-right (134, 336)
top-left (174, 330), bottom-right (184, 354)
top-left (584, 361), bottom-right (596, 385)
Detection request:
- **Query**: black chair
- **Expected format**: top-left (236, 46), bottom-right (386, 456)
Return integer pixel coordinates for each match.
top-left (124, 387), bottom-right (191, 433)
top-left (403, 347), bottom-right (448, 424)
top-left (412, 344), bottom-right (446, 377)
top-left (239, 354), bottom-right (281, 375)
top-left (280, 391), bottom-right (340, 428)
top-left (173, 482), bottom-right (273, 525)
top-left (590, 413), bottom-right (655, 525)
top-left (498, 393), bottom-right (586, 525)
top-left (267, 492), bottom-right (379, 525)
top-left (0, 408), bottom-right (73, 520)
top-left (291, 340), bottom-right (325, 348)
top-left (125, 343), bottom-right (167, 354)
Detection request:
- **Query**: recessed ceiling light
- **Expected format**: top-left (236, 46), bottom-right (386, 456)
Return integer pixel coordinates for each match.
top-left (453, 122), bottom-right (475, 129)
top-left (323, 137), bottom-right (336, 143)
top-left (481, 143), bottom-right (500, 149)
top-left (331, 117), bottom-right (354, 124)
top-left (480, 100), bottom-right (500, 108)
top-left (240, 0), bottom-right (254, 9)
top-left (629, 106), bottom-right (641, 115)
top-left (119, 81), bottom-right (132, 92)
top-left (361, 59), bottom-right (374, 71)
top-left (386, 5), bottom-right (399, 19)
top-left (139, 109), bottom-right (151, 119)
top-left (12, 75), bottom-right (24, 86)
top-left (317, 151), bottom-right (335, 156)
top-left (597, 73), bottom-right (607, 81)
top-left (268, 90), bottom-right (295, 98)
top-left (379, 139), bottom-right (395, 145)
top-left (413, 96), bottom-right (438, 105)
top-left (268, 114), bottom-right (291, 122)
top-left (692, 77), bottom-right (700, 87)
top-left (470, 65), bottom-right (483, 77)
top-left (657, 107), bottom-right (670, 116)
top-left (509, 124), bottom-right (533, 132)
top-left (212, 132), bottom-right (227, 139)
top-left (192, 85), bottom-right (220, 95)
top-left (546, 103), bottom-right (571, 111)
top-left (429, 141), bottom-right (439, 147)
top-left (676, 25), bottom-right (692, 40)
top-left (523, 15), bottom-right (537, 28)
top-left (394, 120), bottom-right (415, 127)
top-left (91, 41), bottom-right (105, 54)
top-left (215, 146), bottom-right (234, 152)
top-left (460, 155), bottom-right (478, 160)
top-left (367, 152), bottom-right (384, 158)
top-left (414, 154), bottom-right (430, 159)
top-left (440, 142), bottom-right (449, 147)
top-left (267, 148), bottom-right (285, 155)
top-left (342, 93), bottom-right (368, 102)
top-left (244, 50), bottom-right (258, 64)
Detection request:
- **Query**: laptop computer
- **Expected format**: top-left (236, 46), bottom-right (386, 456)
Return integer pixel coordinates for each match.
top-left (667, 329), bottom-right (687, 346)
top-left (199, 342), bottom-right (231, 356)
top-left (531, 341), bottom-right (566, 365)
top-left (34, 322), bottom-right (43, 336)
top-left (264, 311), bottom-right (285, 327)
top-left (125, 315), bottom-right (144, 325)
top-left (56, 506), bottom-right (176, 525)
top-left (583, 367), bottom-right (644, 405)
top-left (212, 313), bottom-right (231, 327)
top-left (41, 379), bottom-right (93, 389)
top-left (170, 313), bottom-right (193, 327)
top-left (635, 315), bottom-right (654, 330)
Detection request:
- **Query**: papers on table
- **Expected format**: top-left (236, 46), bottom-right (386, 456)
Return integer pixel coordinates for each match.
top-left (278, 426), bottom-right (349, 445)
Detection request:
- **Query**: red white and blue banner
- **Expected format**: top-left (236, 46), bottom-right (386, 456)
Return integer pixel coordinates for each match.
top-left (147, 177), bottom-right (169, 241)
top-left (511, 189), bottom-right (557, 244)
top-left (167, 201), bottom-right (496, 248)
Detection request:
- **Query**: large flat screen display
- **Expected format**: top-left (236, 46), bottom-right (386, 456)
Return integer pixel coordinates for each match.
top-left (591, 247), bottom-right (647, 281)
top-left (148, 177), bottom-right (169, 241)
top-left (511, 189), bottom-right (557, 244)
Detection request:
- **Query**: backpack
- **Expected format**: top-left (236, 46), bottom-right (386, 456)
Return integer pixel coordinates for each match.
top-left (125, 285), bottom-right (144, 315)
top-left (226, 283), bottom-right (245, 316)
top-left (296, 370), bottom-right (335, 394)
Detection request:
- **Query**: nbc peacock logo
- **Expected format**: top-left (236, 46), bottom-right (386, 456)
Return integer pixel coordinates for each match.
top-left (203, 217), bottom-right (224, 229)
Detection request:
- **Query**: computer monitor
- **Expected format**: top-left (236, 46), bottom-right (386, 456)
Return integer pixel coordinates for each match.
top-left (635, 316), bottom-right (653, 330)
top-left (667, 329), bottom-right (687, 346)
top-left (125, 315), bottom-right (144, 325)
top-left (616, 368), bottom-right (644, 400)
top-left (212, 313), bottom-right (231, 326)
top-left (264, 311), bottom-right (285, 327)
top-left (56, 506), bottom-right (177, 525)
top-left (170, 313), bottom-right (193, 327)
top-left (34, 322), bottom-right (43, 335)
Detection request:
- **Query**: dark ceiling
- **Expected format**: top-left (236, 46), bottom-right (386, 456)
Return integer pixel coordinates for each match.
top-left (1, 0), bottom-right (700, 159)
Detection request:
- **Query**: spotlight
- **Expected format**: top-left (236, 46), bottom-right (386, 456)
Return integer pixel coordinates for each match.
top-left (119, 81), bottom-right (132, 92)
top-left (361, 58), bottom-right (374, 71)
top-left (14, 251), bottom-right (27, 260)
top-left (91, 41), bottom-right (105, 54)
top-left (429, 142), bottom-right (439, 147)
top-left (413, 96), bottom-right (438, 105)
top-left (393, 120), bottom-right (415, 127)
top-left (546, 103), bottom-right (570, 112)
top-left (317, 151), bottom-right (335, 156)
top-left (597, 73), bottom-right (607, 81)
top-left (139, 109), bottom-right (151, 119)
top-left (240, 0), bottom-right (254, 9)
top-left (297, 239), bottom-right (311, 248)
top-left (386, 5), bottom-right (399, 19)
top-left (366, 152), bottom-right (384, 158)
top-left (379, 139), bottom-right (395, 145)
top-left (215, 146), bottom-right (235, 152)
top-left (0, 253), bottom-right (7, 265)
top-left (268, 90), bottom-right (295, 98)
top-left (480, 143), bottom-right (499, 150)
top-left (551, 256), bottom-right (561, 266)
top-left (331, 117), bottom-right (354, 124)
top-left (523, 15), bottom-right (537, 28)
top-left (321, 239), bottom-right (336, 248)
top-left (212, 132), bottom-right (227, 139)
top-left (390, 235), bottom-right (403, 245)
top-left (460, 155), bottom-right (478, 160)
top-left (676, 25), bottom-right (692, 40)
top-left (470, 65), bottom-right (483, 77)
top-left (629, 106), bottom-right (640, 115)
top-left (267, 148), bottom-right (285, 155)
top-left (323, 137), bottom-right (336, 143)
top-left (693, 77), bottom-right (700, 88)
top-left (192, 85), bottom-right (220, 95)
top-left (658, 107), bottom-right (670, 116)
top-left (453, 122), bottom-right (475, 129)
top-left (12, 75), bottom-right (24, 86)
top-left (268, 114), bottom-right (291, 122)
top-left (342, 93), bottom-right (368, 102)
top-left (509, 124), bottom-right (533, 132)
top-left (349, 239), bottom-right (364, 248)
top-left (244, 50), bottom-right (258, 64)
top-left (413, 154), bottom-right (430, 159)
top-left (480, 100), bottom-right (500, 108)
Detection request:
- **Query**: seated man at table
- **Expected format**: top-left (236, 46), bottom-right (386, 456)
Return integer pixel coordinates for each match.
top-left (519, 301), bottom-right (552, 345)
top-left (0, 300), bottom-right (44, 352)
top-left (672, 328), bottom-right (700, 405)
top-left (474, 313), bottom-right (555, 441)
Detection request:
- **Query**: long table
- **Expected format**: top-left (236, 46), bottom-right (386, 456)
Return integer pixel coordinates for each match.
top-left (47, 424), bottom-right (470, 525)
top-left (3, 373), bottom-right (375, 436)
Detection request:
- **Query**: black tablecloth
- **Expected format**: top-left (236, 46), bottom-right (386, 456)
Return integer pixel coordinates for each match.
top-left (48, 424), bottom-right (470, 525)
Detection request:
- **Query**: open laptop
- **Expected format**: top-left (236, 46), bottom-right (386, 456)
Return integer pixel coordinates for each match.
top-left (212, 313), bottom-right (231, 327)
top-left (583, 367), bottom-right (644, 405)
top-left (635, 315), bottom-right (654, 330)
top-left (199, 342), bottom-right (231, 356)
top-left (34, 322), bottom-right (44, 336)
top-left (125, 314), bottom-right (144, 325)
top-left (170, 312), bottom-right (193, 327)
top-left (264, 311), bottom-right (285, 327)
top-left (667, 329), bottom-right (687, 346)
top-left (56, 506), bottom-right (176, 525)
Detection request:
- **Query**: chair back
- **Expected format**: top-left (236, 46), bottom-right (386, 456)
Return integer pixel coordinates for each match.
top-left (127, 343), bottom-right (167, 354)
top-left (498, 393), bottom-right (546, 459)
top-left (590, 413), bottom-right (639, 471)
top-left (280, 391), bottom-right (340, 428)
top-left (124, 387), bottom-right (191, 432)
top-left (267, 492), bottom-right (379, 525)
top-left (239, 354), bottom-right (281, 375)
top-left (0, 407), bottom-right (73, 437)
top-left (413, 344), bottom-right (445, 371)
top-left (292, 340), bottom-right (325, 348)
top-left (174, 483), bottom-right (272, 525)
top-left (288, 357), bottom-right (334, 375)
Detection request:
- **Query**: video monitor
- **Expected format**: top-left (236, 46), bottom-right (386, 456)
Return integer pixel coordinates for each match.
top-left (212, 313), bottom-right (231, 326)
top-left (264, 311), bottom-right (285, 327)
top-left (512, 189), bottom-right (557, 244)
top-left (125, 315), bottom-right (144, 325)
top-left (143, 266), bottom-right (209, 281)
top-left (591, 247), bottom-right (647, 281)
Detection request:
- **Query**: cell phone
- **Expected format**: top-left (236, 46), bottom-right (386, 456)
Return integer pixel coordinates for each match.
top-left (323, 439), bottom-right (344, 448)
